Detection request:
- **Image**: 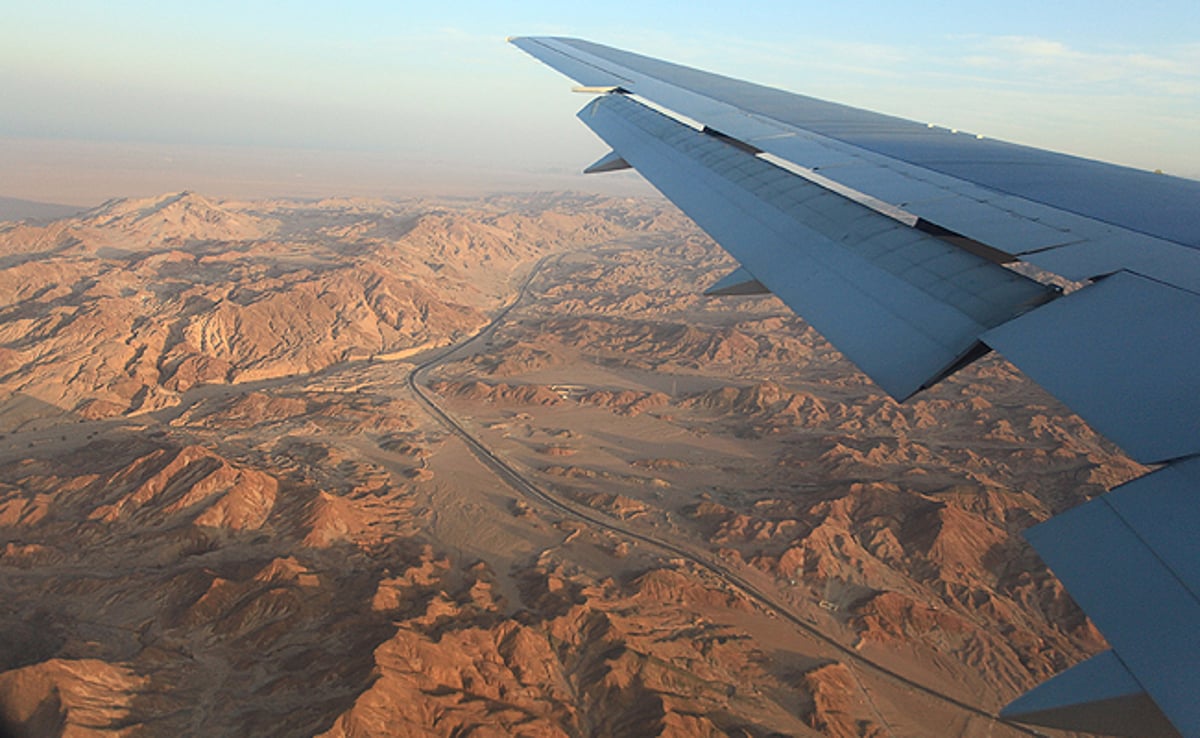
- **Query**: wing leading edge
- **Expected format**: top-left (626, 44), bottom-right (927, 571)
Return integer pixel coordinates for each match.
top-left (511, 36), bottom-right (1200, 737)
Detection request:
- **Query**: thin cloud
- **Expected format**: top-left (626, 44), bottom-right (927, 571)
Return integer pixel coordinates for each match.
top-left (958, 35), bottom-right (1200, 94)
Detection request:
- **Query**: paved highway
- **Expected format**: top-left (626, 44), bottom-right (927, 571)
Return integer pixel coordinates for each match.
top-left (406, 254), bottom-right (1045, 738)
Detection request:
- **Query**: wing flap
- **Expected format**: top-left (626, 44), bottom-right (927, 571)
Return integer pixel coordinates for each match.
top-left (983, 271), bottom-right (1200, 465)
top-left (1019, 457), bottom-right (1200, 737)
top-left (1019, 234), bottom-right (1200, 285)
top-left (580, 93), bottom-right (1054, 400)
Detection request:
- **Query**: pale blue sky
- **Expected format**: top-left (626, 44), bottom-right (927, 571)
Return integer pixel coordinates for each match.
top-left (3, 1), bottom-right (1198, 201)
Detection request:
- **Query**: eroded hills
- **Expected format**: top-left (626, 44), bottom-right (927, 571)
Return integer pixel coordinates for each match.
top-left (0, 192), bottom-right (1135, 737)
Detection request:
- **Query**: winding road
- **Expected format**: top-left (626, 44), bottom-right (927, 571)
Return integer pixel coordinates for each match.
top-left (405, 253), bottom-right (1046, 738)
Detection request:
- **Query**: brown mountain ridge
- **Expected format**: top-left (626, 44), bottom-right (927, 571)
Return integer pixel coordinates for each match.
top-left (0, 192), bottom-right (1133, 737)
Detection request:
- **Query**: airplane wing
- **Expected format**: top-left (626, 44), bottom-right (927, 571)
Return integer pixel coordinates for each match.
top-left (511, 36), bottom-right (1200, 738)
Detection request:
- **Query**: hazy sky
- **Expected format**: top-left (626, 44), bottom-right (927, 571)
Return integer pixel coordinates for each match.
top-left (3, 1), bottom-right (1198, 203)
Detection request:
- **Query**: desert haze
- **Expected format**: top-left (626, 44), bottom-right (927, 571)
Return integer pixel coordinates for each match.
top-left (0, 192), bottom-right (1138, 737)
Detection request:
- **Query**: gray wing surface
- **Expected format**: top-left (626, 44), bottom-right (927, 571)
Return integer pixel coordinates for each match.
top-left (511, 35), bottom-right (1200, 737)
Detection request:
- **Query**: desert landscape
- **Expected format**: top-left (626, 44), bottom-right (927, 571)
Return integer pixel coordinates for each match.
top-left (0, 191), bottom-right (1140, 737)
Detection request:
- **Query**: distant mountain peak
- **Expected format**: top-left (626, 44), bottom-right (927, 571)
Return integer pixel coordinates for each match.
top-left (88, 191), bottom-right (216, 221)
top-left (80, 191), bottom-right (272, 243)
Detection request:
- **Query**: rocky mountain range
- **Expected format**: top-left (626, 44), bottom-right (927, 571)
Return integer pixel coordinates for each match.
top-left (0, 192), bottom-right (1132, 736)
